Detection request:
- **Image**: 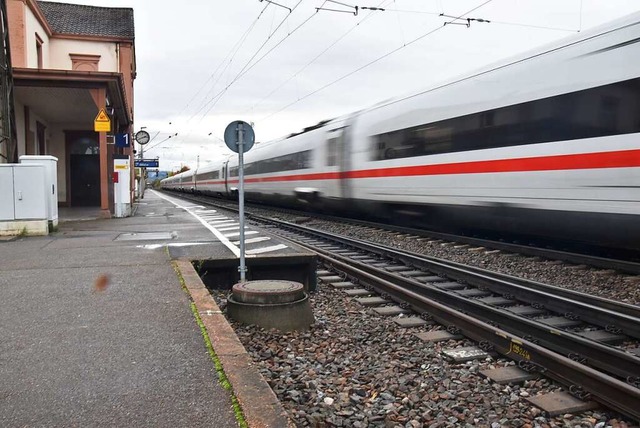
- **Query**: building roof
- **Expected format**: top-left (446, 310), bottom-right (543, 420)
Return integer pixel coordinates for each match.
top-left (37, 1), bottom-right (134, 39)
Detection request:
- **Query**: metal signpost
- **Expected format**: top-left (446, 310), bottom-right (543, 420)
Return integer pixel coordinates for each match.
top-left (224, 120), bottom-right (255, 283)
top-left (134, 130), bottom-right (151, 199)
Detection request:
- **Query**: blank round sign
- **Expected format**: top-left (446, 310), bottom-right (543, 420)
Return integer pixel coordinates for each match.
top-left (224, 121), bottom-right (255, 153)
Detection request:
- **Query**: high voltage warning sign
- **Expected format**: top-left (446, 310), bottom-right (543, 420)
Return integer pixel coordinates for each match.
top-left (94, 108), bottom-right (111, 132)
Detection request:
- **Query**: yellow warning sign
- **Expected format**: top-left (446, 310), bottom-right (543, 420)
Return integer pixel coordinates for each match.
top-left (94, 108), bottom-right (111, 132)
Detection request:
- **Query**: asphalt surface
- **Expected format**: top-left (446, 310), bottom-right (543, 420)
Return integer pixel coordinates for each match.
top-left (0, 192), bottom-right (240, 427)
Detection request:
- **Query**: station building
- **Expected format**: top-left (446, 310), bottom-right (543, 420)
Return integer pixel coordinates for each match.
top-left (6, 0), bottom-right (135, 217)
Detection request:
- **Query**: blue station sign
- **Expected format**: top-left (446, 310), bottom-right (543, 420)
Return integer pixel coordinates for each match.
top-left (134, 159), bottom-right (159, 168)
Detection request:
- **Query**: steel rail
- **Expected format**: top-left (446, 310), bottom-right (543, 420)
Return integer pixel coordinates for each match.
top-left (272, 220), bottom-right (640, 335)
top-left (302, 241), bottom-right (640, 379)
top-left (313, 252), bottom-right (640, 421)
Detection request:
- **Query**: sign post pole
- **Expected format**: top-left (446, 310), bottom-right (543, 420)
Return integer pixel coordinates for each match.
top-left (237, 123), bottom-right (247, 282)
top-left (224, 120), bottom-right (255, 284)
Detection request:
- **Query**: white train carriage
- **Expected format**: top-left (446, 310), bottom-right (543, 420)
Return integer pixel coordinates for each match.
top-left (341, 11), bottom-right (640, 247)
top-left (191, 155), bottom-right (231, 197)
top-left (164, 11), bottom-right (640, 249)
top-left (226, 117), bottom-right (352, 207)
top-left (160, 171), bottom-right (188, 192)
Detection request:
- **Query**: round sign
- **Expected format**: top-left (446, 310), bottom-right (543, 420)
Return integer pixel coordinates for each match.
top-left (224, 121), bottom-right (255, 153)
top-left (135, 130), bottom-right (151, 145)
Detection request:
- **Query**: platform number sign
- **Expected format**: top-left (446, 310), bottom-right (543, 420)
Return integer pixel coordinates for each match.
top-left (115, 133), bottom-right (131, 148)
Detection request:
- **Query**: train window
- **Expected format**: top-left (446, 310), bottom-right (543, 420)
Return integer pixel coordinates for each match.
top-left (241, 150), bottom-right (313, 175)
top-left (196, 171), bottom-right (220, 181)
top-left (327, 138), bottom-right (339, 166)
top-left (372, 77), bottom-right (640, 160)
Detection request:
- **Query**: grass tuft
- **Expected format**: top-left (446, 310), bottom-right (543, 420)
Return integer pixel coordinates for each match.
top-left (173, 262), bottom-right (248, 427)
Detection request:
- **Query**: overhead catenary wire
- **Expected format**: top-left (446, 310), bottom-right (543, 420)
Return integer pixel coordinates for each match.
top-left (243, 0), bottom-right (390, 114)
top-left (196, 1), bottom-right (328, 122)
top-left (143, 133), bottom-right (178, 153)
top-left (187, 0), bottom-right (307, 124)
top-left (178, 3), bottom-right (270, 124)
top-left (259, 0), bottom-right (495, 122)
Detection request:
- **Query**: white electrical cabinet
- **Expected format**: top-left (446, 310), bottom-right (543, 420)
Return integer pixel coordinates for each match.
top-left (19, 155), bottom-right (59, 227)
top-left (0, 164), bottom-right (48, 236)
top-left (0, 166), bottom-right (15, 221)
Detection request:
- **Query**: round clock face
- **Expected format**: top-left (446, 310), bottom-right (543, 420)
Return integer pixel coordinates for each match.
top-left (135, 130), bottom-right (151, 145)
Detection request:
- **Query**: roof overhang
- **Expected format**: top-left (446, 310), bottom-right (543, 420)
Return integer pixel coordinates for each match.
top-left (12, 68), bottom-right (131, 126)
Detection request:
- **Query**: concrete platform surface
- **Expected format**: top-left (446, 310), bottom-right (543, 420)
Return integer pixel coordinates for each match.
top-left (0, 190), bottom-right (299, 427)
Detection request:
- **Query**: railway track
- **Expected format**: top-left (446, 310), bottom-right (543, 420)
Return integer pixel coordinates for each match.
top-left (262, 218), bottom-right (640, 420)
top-left (164, 191), bottom-right (640, 275)
top-left (164, 192), bottom-right (640, 419)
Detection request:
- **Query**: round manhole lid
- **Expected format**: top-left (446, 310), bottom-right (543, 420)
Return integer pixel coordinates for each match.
top-left (232, 280), bottom-right (305, 304)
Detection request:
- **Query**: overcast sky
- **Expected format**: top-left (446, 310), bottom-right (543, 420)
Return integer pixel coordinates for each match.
top-left (46, 0), bottom-right (640, 171)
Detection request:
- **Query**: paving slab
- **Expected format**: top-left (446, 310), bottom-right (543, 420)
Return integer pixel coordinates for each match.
top-left (576, 329), bottom-right (627, 344)
top-left (331, 281), bottom-right (357, 289)
top-left (414, 330), bottom-right (463, 342)
top-left (372, 305), bottom-right (410, 316)
top-left (318, 275), bottom-right (343, 283)
top-left (394, 316), bottom-right (432, 328)
top-left (434, 281), bottom-right (465, 290)
top-left (480, 366), bottom-right (538, 384)
top-left (477, 296), bottom-right (517, 306)
top-left (507, 305), bottom-right (547, 316)
top-left (526, 392), bottom-right (598, 416)
top-left (385, 265), bottom-right (412, 272)
top-left (343, 288), bottom-right (373, 297)
top-left (454, 288), bottom-right (492, 298)
top-left (413, 275), bottom-right (447, 283)
top-left (355, 296), bottom-right (389, 306)
top-left (538, 316), bottom-right (582, 328)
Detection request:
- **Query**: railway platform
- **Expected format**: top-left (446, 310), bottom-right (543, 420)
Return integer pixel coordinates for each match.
top-left (0, 190), bottom-right (308, 427)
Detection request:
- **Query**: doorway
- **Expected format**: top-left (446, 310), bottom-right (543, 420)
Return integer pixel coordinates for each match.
top-left (67, 132), bottom-right (100, 206)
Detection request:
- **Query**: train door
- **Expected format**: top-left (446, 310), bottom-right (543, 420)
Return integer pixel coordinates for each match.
top-left (222, 161), bottom-right (228, 197)
top-left (325, 124), bottom-right (352, 200)
top-left (338, 123), bottom-right (353, 200)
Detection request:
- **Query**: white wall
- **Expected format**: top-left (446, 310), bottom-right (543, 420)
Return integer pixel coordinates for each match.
top-left (49, 39), bottom-right (118, 71)
top-left (24, 10), bottom-right (49, 68)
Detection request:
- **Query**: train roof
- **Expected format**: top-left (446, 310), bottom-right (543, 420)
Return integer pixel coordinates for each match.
top-left (363, 10), bottom-right (640, 115)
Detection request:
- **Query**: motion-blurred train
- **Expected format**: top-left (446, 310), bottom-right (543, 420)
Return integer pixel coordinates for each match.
top-left (163, 12), bottom-right (640, 250)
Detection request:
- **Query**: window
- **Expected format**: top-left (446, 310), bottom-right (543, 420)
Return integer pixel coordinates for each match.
top-left (371, 77), bottom-right (640, 161)
top-left (327, 137), bottom-right (339, 166)
top-left (35, 34), bottom-right (43, 69)
top-left (235, 150), bottom-right (313, 177)
top-left (196, 170), bottom-right (220, 181)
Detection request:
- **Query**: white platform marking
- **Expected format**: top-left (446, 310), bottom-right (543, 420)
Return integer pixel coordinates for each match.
top-left (224, 230), bottom-right (259, 238)
top-left (153, 191), bottom-right (244, 257)
top-left (217, 226), bottom-right (241, 231)
top-left (233, 236), bottom-right (272, 245)
top-left (137, 242), bottom-right (209, 250)
top-left (246, 244), bottom-right (288, 255)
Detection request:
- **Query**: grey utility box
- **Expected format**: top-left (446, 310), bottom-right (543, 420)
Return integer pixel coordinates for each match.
top-left (20, 155), bottom-right (58, 228)
top-left (0, 164), bottom-right (48, 236)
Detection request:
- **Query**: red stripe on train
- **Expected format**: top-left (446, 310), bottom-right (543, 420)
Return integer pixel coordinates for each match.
top-left (218, 149), bottom-right (640, 185)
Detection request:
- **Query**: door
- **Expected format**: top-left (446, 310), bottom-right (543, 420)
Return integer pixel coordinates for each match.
top-left (70, 155), bottom-right (100, 206)
top-left (67, 132), bottom-right (100, 207)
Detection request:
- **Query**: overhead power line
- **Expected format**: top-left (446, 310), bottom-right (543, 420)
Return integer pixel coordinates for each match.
top-left (178, 3), bottom-right (270, 123)
top-left (259, 0), bottom-right (495, 122)
top-left (244, 0), bottom-right (390, 114)
top-left (194, 1), bottom-right (328, 123)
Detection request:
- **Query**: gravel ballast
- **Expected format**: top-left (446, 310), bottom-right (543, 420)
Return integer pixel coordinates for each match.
top-left (212, 284), bottom-right (634, 428)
